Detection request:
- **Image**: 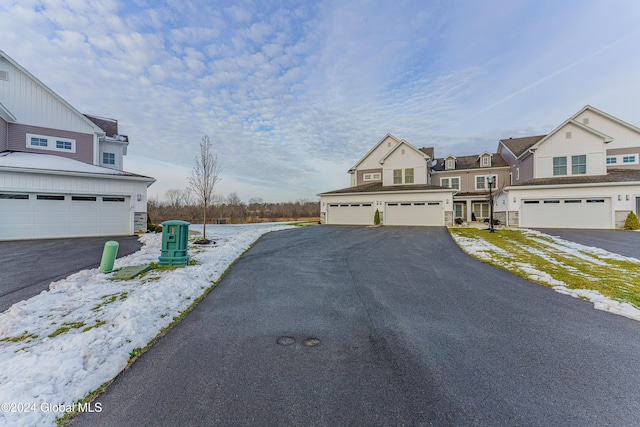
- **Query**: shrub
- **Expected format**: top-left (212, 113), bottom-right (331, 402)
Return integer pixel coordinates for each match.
top-left (374, 209), bottom-right (381, 225)
top-left (624, 211), bottom-right (640, 230)
top-left (454, 218), bottom-right (464, 225)
top-left (147, 214), bottom-right (163, 233)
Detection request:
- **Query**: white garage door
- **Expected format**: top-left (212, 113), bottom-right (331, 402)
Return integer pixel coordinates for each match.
top-left (327, 203), bottom-right (373, 225)
top-left (385, 201), bottom-right (443, 226)
top-left (520, 198), bottom-right (611, 229)
top-left (0, 193), bottom-right (131, 240)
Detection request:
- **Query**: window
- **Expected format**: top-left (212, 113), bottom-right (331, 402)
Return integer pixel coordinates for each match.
top-left (103, 152), bottom-right (116, 165)
top-left (623, 155), bottom-right (637, 163)
top-left (0, 193), bottom-right (29, 200)
top-left (472, 203), bottom-right (489, 218)
top-left (404, 168), bottom-right (414, 184)
top-left (544, 200), bottom-right (560, 204)
top-left (363, 173), bottom-right (381, 181)
top-left (103, 197), bottom-right (125, 202)
top-left (475, 174), bottom-right (497, 190)
top-left (571, 155), bottom-right (586, 175)
top-left (482, 156), bottom-right (489, 166)
top-left (72, 196), bottom-right (97, 201)
top-left (441, 177), bottom-right (459, 189)
top-left (553, 156), bottom-right (567, 176)
top-left (30, 137), bottom-right (48, 147)
top-left (56, 140), bottom-right (72, 150)
top-left (607, 157), bottom-right (617, 164)
top-left (516, 167), bottom-right (520, 180)
top-left (37, 195), bottom-right (65, 201)
top-left (447, 159), bottom-right (454, 169)
top-left (26, 134), bottom-right (75, 153)
top-left (393, 169), bottom-right (402, 184)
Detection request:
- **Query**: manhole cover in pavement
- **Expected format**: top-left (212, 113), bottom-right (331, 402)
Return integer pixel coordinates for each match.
top-left (303, 338), bottom-right (320, 347)
top-left (276, 336), bottom-right (295, 346)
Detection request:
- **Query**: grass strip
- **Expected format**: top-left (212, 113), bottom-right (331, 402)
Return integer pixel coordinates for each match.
top-left (449, 228), bottom-right (640, 309)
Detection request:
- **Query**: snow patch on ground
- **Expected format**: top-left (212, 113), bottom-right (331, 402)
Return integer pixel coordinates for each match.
top-left (0, 223), bottom-right (294, 427)
top-left (451, 229), bottom-right (640, 322)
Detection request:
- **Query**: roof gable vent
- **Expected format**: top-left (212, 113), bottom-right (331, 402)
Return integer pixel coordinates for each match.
top-left (0, 70), bottom-right (7, 81)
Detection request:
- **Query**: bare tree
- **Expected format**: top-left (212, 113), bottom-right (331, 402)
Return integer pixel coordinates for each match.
top-left (188, 135), bottom-right (221, 240)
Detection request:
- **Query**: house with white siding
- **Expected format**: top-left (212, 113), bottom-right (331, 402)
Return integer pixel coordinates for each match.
top-left (319, 106), bottom-right (640, 229)
top-left (0, 50), bottom-right (155, 241)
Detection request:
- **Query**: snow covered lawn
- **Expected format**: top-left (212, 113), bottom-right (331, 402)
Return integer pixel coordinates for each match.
top-left (0, 223), bottom-right (295, 427)
top-left (450, 228), bottom-right (640, 321)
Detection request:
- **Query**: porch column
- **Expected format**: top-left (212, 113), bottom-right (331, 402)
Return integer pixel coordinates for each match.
top-left (466, 199), bottom-right (472, 222)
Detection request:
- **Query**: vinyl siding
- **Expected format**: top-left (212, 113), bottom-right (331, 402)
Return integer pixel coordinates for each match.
top-left (0, 57), bottom-right (97, 134)
top-left (8, 122), bottom-right (94, 164)
top-left (0, 117), bottom-right (6, 151)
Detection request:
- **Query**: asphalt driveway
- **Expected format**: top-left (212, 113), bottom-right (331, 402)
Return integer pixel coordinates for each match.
top-left (0, 235), bottom-right (142, 313)
top-left (73, 226), bottom-right (640, 426)
top-left (535, 228), bottom-right (640, 259)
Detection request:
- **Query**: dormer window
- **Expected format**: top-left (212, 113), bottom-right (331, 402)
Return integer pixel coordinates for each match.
top-left (482, 156), bottom-right (490, 166)
top-left (446, 159), bottom-right (454, 169)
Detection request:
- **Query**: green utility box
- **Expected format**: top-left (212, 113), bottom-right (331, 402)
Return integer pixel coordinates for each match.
top-left (158, 220), bottom-right (190, 267)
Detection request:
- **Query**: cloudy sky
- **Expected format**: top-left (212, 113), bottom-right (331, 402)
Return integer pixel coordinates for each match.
top-left (2, 0), bottom-right (639, 202)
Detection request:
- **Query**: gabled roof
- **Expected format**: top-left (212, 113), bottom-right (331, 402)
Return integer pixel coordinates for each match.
top-left (509, 168), bottom-right (640, 187)
top-left (0, 50), bottom-right (103, 135)
top-left (431, 153), bottom-right (509, 172)
top-left (378, 140), bottom-right (430, 164)
top-left (526, 119), bottom-right (613, 156)
top-left (85, 114), bottom-right (129, 142)
top-left (318, 181), bottom-right (453, 195)
top-left (499, 135), bottom-right (546, 157)
top-left (349, 133), bottom-right (401, 172)
top-left (571, 105), bottom-right (640, 135)
top-left (419, 147), bottom-right (434, 159)
top-left (0, 151), bottom-right (154, 181)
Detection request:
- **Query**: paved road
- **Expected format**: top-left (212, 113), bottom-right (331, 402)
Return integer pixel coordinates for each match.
top-left (73, 226), bottom-right (640, 426)
top-left (535, 228), bottom-right (640, 259)
top-left (0, 235), bottom-right (142, 313)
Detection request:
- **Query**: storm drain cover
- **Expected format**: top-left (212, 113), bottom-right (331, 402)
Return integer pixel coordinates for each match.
top-left (276, 336), bottom-right (295, 346)
top-left (303, 338), bottom-right (321, 347)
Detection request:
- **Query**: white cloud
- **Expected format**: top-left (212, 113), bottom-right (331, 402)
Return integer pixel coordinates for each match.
top-left (2, 0), bottom-right (640, 203)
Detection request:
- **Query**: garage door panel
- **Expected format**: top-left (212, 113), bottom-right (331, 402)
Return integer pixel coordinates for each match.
top-left (520, 198), bottom-right (611, 229)
top-left (327, 203), bottom-right (373, 225)
top-left (0, 193), bottom-right (131, 240)
top-left (386, 201), bottom-right (443, 226)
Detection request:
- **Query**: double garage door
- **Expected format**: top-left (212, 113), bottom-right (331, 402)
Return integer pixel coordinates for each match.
top-left (0, 193), bottom-right (130, 240)
top-left (520, 197), bottom-right (611, 229)
top-left (385, 202), bottom-right (443, 226)
top-left (326, 201), bottom-right (443, 226)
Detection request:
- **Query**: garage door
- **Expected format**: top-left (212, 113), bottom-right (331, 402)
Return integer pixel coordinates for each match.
top-left (520, 198), bottom-right (611, 229)
top-left (0, 193), bottom-right (131, 240)
top-left (327, 203), bottom-right (373, 225)
top-left (385, 201), bottom-right (443, 226)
